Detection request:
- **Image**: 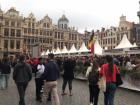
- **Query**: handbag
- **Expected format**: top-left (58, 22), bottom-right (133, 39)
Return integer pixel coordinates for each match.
top-left (98, 76), bottom-right (106, 92)
top-left (116, 73), bottom-right (123, 87)
top-left (98, 66), bottom-right (106, 92)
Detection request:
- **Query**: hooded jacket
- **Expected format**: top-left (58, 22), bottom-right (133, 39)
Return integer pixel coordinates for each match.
top-left (13, 61), bottom-right (32, 83)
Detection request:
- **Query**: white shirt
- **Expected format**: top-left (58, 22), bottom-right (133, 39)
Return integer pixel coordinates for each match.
top-left (126, 62), bottom-right (136, 71)
top-left (36, 64), bottom-right (45, 78)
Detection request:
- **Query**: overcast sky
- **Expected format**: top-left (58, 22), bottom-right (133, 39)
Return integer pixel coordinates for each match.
top-left (0, 0), bottom-right (140, 33)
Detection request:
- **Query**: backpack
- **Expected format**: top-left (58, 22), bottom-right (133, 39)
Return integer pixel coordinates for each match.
top-left (88, 71), bottom-right (99, 85)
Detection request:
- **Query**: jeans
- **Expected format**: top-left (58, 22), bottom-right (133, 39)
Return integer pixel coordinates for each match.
top-left (5, 74), bottom-right (10, 88)
top-left (89, 85), bottom-right (100, 105)
top-left (62, 79), bottom-right (72, 91)
top-left (104, 83), bottom-right (116, 105)
top-left (42, 81), bottom-right (60, 105)
top-left (0, 74), bottom-right (6, 89)
top-left (16, 82), bottom-right (28, 105)
top-left (35, 78), bottom-right (44, 100)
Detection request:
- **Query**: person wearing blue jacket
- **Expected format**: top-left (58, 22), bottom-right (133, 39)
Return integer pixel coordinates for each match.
top-left (41, 53), bottom-right (60, 105)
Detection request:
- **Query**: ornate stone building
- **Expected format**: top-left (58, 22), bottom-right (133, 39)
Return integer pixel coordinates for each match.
top-left (0, 7), bottom-right (82, 57)
top-left (95, 15), bottom-right (136, 50)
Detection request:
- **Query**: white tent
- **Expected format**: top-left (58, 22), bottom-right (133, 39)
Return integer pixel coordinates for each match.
top-left (61, 46), bottom-right (69, 54)
top-left (41, 51), bottom-right (45, 56)
top-left (115, 34), bottom-right (133, 49)
top-left (51, 49), bottom-right (56, 54)
top-left (104, 46), bottom-right (108, 50)
top-left (133, 43), bottom-right (138, 47)
top-left (69, 44), bottom-right (78, 53)
top-left (78, 42), bottom-right (90, 53)
top-left (55, 47), bottom-right (61, 54)
top-left (45, 49), bottom-right (50, 55)
top-left (94, 40), bottom-right (103, 55)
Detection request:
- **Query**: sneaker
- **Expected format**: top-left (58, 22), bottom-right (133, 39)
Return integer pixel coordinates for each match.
top-left (90, 103), bottom-right (93, 105)
top-left (69, 93), bottom-right (73, 96)
top-left (61, 92), bottom-right (67, 95)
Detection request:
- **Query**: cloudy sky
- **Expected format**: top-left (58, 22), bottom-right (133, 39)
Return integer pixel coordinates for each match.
top-left (0, 0), bottom-right (140, 33)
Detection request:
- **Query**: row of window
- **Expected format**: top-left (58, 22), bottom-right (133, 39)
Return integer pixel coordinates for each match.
top-left (55, 32), bottom-right (64, 39)
top-left (5, 20), bottom-right (51, 28)
top-left (4, 40), bottom-right (20, 49)
top-left (69, 34), bottom-right (77, 40)
top-left (54, 42), bottom-right (77, 50)
top-left (28, 22), bottom-right (50, 28)
top-left (5, 20), bottom-right (21, 27)
top-left (4, 28), bottom-right (21, 37)
top-left (24, 28), bottom-right (52, 36)
top-left (100, 38), bottom-right (116, 45)
top-left (24, 38), bottom-right (52, 44)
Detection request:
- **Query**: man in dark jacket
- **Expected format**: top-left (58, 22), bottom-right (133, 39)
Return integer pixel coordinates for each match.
top-left (61, 57), bottom-right (75, 96)
top-left (13, 55), bottom-right (32, 105)
top-left (1, 57), bottom-right (11, 89)
top-left (41, 53), bottom-right (60, 105)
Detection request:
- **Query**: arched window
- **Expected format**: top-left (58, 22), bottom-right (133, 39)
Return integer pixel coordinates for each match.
top-left (64, 24), bottom-right (67, 29)
top-left (61, 24), bottom-right (63, 28)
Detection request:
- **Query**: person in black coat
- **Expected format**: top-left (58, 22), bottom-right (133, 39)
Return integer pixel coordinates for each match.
top-left (61, 57), bottom-right (76, 96)
top-left (13, 55), bottom-right (32, 105)
top-left (1, 57), bottom-right (11, 89)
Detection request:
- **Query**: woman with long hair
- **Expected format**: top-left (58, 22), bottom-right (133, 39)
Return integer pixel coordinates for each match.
top-left (100, 55), bottom-right (120, 105)
top-left (86, 60), bottom-right (100, 105)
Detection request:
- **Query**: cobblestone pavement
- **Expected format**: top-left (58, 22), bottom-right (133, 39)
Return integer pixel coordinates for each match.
top-left (0, 75), bottom-right (140, 105)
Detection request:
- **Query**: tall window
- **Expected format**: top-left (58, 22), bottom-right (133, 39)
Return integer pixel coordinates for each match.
top-left (40, 30), bottom-right (43, 35)
top-left (75, 34), bottom-right (77, 40)
top-left (4, 28), bottom-right (9, 36)
top-left (47, 23), bottom-right (50, 28)
top-left (24, 28), bottom-right (27, 34)
top-left (50, 32), bottom-right (52, 36)
top-left (28, 22), bottom-right (31, 27)
top-left (58, 32), bottom-right (60, 39)
top-left (36, 29), bottom-right (38, 34)
top-left (61, 33), bottom-right (64, 39)
top-left (10, 40), bottom-right (14, 49)
top-left (4, 40), bottom-right (8, 49)
top-left (17, 22), bottom-right (21, 27)
top-left (16, 30), bottom-right (21, 37)
top-left (72, 34), bottom-right (74, 40)
top-left (32, 23), bottom-right (35, 28)
top-left (28, 28), bottom-right (31, 34)
top-left (32, 29), bottom-right (35, 34)
top-left (54, 42), bottom-right (57, 49)
top-left (5, 20), bottom-right (9, 26)
top-left (11, 29), bottom-right (15, 36)
top-left (43, 23), bottom-right (46, 27)
top-left (16, 41), bottom-right (20, 49)
top-left (55, 32), bottom-right (57, 38)
top-left (69, 34), bottom-right (71, 40)
top-left (50, 39), bottom-right (52, 44)
top-left (11, 21), bottom-right (15, 27)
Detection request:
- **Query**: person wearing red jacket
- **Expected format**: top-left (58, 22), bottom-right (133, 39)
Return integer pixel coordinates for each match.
top-left (99, 55), bottom-right (120, 105)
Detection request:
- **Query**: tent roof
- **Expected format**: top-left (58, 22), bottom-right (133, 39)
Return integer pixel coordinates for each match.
top-left (55, 47), bottom-right (61, 54)
top-left (41, 51), bottom-right (45, 56)
top-left (115, 34), bottom-right (133, 49)
top-left (94, 40), bottom-right (103, 55)
top-left (133, 43), bottom-right (138, 47)
top-left (45, 49), bottom-right (50, 55)
top-left (69, 44), bottom-right (78, 53)
top-left (78, 42), bottom-right (90, 53)
top-left (61, 46), bottom-right (68, 53)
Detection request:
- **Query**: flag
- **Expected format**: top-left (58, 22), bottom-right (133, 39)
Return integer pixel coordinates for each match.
top-left (88, 31), bottom-right (96, 54)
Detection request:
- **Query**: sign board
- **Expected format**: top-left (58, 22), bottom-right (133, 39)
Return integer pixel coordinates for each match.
top-left (32, 44), bottom-right (40, 58)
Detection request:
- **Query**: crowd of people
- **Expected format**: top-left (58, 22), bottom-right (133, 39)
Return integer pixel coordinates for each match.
top-left (0, 53), bottom-right (140, 105)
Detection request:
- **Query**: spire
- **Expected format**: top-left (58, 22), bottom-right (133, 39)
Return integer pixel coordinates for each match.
top-left (137, 1), bottom-right (140, 23)
top-left (0, 3), bottom-right (2, 12)
top-left (139, 1), bottom-right (140, 11)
